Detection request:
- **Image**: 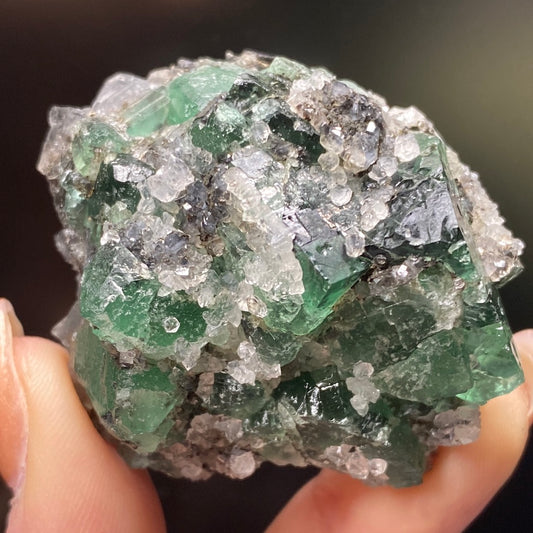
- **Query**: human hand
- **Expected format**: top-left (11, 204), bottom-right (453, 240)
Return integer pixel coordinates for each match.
top-left (1, 298), bottom-right (531, 533)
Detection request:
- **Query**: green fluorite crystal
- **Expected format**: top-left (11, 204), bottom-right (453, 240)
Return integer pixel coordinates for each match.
top-left (38, 50), bottom-right (524, 486)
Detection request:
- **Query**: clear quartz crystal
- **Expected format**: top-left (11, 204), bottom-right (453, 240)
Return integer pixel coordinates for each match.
top-left (92, 73), bottom-right (152, 114)
top-left (38, 50), bottom-right (524, 487)
top-left (346, 362), bottom-right (380, 416)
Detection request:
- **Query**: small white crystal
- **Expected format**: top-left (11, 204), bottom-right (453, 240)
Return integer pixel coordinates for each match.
top-left (344, 230), bottom-right (366, 258)
top-left (92, 73), bottom-right (151, 114)
top-left (368, 458), bottom-right (388, 477)
top-left (429, 405), bottom-right (481, 446)
top-left (330, 186), bottom-right (353, 207)
top-left (318, 151), bottom-right (340, 171)
top-left (163, 316), bottom-right (180, 334)
top-left (246, 296), bottom-right (268, 318)
top-left (346, 362), bottom-right (380, 417)
top-left (227, 360), bottom-right (256, 384)
top-left (147, 157), bottom-right (194, 203)
top-left (249, 121), bottom-right (271, 144)
top-left (229, 450), bottom-right (256, 479)
top-left (394, 133), bottom-right (421, 162)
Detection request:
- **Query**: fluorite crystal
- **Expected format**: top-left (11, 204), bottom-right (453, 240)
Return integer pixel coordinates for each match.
top-left (38, 50), bottom-right (524, 487)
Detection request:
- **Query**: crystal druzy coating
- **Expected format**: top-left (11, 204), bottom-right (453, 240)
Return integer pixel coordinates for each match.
top-left (39, 51), bottom-right (524, 486)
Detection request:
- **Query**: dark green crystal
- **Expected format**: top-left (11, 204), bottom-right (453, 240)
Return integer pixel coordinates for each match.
top-left (148, 294), bottom-right (206, 344)
top-left (190, 103), bottom-right (247, 156)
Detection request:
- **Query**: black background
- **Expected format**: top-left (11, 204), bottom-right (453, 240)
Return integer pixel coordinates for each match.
top-left (1, 0), bottom-right (532, 531)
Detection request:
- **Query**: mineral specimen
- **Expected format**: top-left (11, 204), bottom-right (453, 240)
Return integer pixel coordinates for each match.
top-left (38, 50), bottom-right (524, 487)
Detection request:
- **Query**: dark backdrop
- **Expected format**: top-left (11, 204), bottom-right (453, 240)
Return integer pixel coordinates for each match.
top-left (1, 1), bottom-right (532, 531)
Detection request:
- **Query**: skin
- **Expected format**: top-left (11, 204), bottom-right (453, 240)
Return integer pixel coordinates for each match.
top-left (0, 298), bottom-right (531, 533)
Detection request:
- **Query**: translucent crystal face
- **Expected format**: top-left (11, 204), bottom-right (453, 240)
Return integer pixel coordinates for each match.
top-left (38, 50), bottom-right (524, 487)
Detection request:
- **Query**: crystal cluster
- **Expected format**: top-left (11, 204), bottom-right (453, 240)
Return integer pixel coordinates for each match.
top-left (38, 51), bottom-right (524, 487)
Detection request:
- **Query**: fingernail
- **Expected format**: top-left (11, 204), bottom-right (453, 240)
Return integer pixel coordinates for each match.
top-left (0, 300), bottom-right (28, 493)
top-left (0, 299), bottom-right (24, 337)
top-left (512, 329), bottom-right (533, 424)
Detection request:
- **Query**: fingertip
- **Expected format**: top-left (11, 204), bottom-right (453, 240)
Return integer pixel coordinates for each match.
top-left (0, 299), bottom-right (24, 337)
top-left (513, 328), bottom-right (533, 345)
top-left (0, 306), bottom-right (28, 492)
top-left (6, 336), bottom-right (165, 533)
top-left (512, 329), bottom-right (533, 423)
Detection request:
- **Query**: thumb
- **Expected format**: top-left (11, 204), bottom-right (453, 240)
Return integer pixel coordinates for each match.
top-left (0, 299), bottom-right (166, 533)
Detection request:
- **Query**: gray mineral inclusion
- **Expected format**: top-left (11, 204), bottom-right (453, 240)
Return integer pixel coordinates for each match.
top-left (38, 50), bottom-right (524, 486)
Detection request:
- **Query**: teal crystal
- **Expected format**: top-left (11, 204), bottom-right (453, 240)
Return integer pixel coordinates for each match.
top-left (38, 50), bottom-right (524, 487)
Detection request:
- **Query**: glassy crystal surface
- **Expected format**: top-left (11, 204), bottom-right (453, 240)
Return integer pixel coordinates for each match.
top-left (39, 50), bottom-right (524, 487)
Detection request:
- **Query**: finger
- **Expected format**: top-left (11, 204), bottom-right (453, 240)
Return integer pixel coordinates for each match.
top-left (0, 299), bottom-right (27, 490)
top-left (514, 329), bottom-right (533, 423)
top-left (0, 303), bottom-right (166, 533)
top-left (0, 299), bottom-right (24, 337)
top-left (267, 330), bottom-right (533, 533)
